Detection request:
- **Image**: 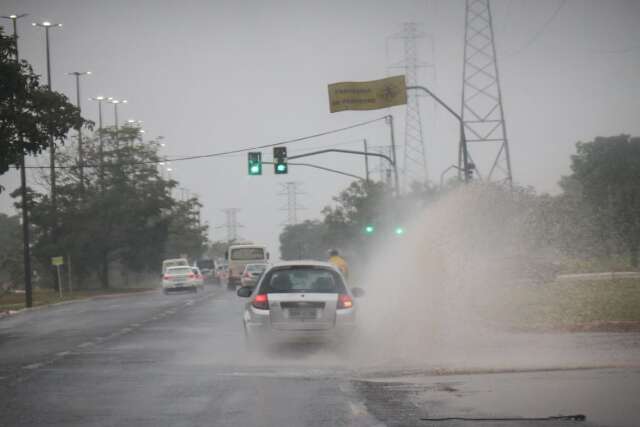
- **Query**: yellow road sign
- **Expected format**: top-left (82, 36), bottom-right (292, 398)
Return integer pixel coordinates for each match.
top-left (328, 75), bottom-right (407, 113)
top-left (51, 256), bottom-right (64, 266)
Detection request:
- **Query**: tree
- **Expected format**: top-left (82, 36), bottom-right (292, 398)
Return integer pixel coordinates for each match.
top-left (0, 213), bottom-right (22, 289)
top-left (16, 127), bottom-right (208, 289)
top-left (279, 220), bottom-right (328, 260)
top-left (0, 27), bottom-right (84, 179)
top-left (563, 135), bottom-right (640, 267)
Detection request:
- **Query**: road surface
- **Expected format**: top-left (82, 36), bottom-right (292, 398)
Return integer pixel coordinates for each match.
top-left (1, 284), bottom-right (639, 426)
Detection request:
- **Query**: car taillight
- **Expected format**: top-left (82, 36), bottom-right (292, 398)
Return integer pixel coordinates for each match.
top-left (243, 272), bottom-right (251, 278)
top-left (252, 294), bottom-right (269, 310)
top-left (188, 273), bottom-right (195, 278)
top-left (163, 275), bottom-right (170, 280)
top-left (337, 294), bottom-right (353, 309)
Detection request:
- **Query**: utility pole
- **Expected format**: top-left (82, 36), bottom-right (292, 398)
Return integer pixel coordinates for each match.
top-left (3, 13), bottom-right (33, 308)
top-left (68, 71), bottom-right (91, 190)
top-left (363, 139), bottom-right (370, 184)
top-left (278, 182), bottom-right (305, 226)
top-left (461, 0), bottom-right (512, 185)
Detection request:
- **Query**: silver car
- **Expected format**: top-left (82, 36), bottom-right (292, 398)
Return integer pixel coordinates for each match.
top-left (236, 261), bottom-right (364, 345)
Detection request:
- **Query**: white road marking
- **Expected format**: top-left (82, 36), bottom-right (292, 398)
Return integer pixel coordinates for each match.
top-left (23, 363), bottom-right (44, 370)
top-left (78, 341), bottom-right (95, 348)
top-left (56, 351), bottom-right (71, 357)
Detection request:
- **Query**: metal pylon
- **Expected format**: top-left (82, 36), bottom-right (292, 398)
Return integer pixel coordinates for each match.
top-left (388, 22), bottom-right (434, 189)
top-left (278, 182), bottom-right (305, 226)
top-left (217, 208), bottom-right (242, 242)
top-left (461, 0), bottom-right (513, 185)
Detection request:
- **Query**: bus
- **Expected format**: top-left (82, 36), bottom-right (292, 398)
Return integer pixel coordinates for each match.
top-left (225, 243), bottom-right (269, 287)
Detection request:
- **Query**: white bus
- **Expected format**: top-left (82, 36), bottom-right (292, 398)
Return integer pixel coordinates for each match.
top-left (225, 243), bottom-right (269, 287)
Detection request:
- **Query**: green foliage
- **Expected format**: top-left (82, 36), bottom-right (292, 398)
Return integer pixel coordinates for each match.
top-left (0, 213), bottom-right (22, 288)
top-left (564, 135), bottom-right (640, 267)
top-left (13, 128), bottom-right (208, 289)
top-left (0, 27), bottom-right (85, 178)
top-left (279, 220), bottom-right (328, 260)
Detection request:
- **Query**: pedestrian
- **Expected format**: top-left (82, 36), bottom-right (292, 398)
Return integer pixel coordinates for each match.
top-left (327, 249), bottom-right (349, 279)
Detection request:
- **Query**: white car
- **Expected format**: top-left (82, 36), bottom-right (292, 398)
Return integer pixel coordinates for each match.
top-left (162, 266), bottom-right (202, 293)
top-left (236, 261), bottom-right (364, 345)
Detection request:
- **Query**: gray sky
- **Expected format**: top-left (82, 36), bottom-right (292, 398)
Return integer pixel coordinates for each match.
top-left (1, 0), bottom-right (639, 256)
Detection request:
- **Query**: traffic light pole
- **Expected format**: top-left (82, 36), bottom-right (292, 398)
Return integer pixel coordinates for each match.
top-left (287, 148), bottom-right (399, 196)
top-left (263, 161), bottom-right (366, 181)
top-left (406, 85), bottom-right (471, 182)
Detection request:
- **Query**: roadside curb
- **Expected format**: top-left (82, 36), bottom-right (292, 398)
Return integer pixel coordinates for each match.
top-left (0, 288), bottom-right (159, 320)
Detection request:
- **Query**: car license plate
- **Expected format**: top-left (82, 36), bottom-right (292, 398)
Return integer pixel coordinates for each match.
top-left (288, 308), bottom-right (316, 319)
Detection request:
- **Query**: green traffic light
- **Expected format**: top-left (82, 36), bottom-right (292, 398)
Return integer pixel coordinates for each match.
top-left (276, 163), bottom-right (287, 174)
top-left (394, 226), bottom-right (405, 235)
top-left (249, 164), bottom-right (261, 175)
top-left (364, 225), bottom-right (375, 234)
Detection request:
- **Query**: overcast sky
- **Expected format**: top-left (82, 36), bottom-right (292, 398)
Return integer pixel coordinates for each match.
top-left (1, 0), bottom-right (639, 257)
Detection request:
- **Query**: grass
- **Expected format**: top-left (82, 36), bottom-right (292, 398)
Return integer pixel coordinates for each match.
top-left (0, 287), bottom-right (155, 313)
top-left (490, 278), bottom-right (640, 330)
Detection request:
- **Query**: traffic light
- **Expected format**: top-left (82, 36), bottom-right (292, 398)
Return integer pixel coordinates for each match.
top-left (273, 146), bottom-right (288, 174)
top-left (364, 224), bottom-right (375, 234)
top-left (248, 152), bottom-right (262, 175)
top-left (394, 226), bottom-right (405, 236)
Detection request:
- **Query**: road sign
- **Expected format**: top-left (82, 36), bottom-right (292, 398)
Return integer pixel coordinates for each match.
top-left (51, 256), bottom-right (64, 266)
top-left (328, 75), bottom-right (407, 113)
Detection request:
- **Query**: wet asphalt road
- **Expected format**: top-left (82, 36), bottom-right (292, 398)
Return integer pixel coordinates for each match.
top-left (1, 284), bottom-right (639, 427)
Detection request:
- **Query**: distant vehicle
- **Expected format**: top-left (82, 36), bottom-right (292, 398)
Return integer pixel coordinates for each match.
top-left (191, 267), bottom-right (205, 289)
top-left (236, 261), bottom-right (364, 346)
top-left (162, 258), bottom-right (189, 273)
top-left (226, 244), bottom-right (269, 288)
top-left (195, 258), bottom-right (216, 283)
top-left (215, 264), bottom-right (228, 285)
top-left (240, 263), bottom-right (268, 289)
top-left (162, 266), bottom-right (201, 293)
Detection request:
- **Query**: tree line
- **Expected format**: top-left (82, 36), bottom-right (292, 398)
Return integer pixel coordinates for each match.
top-left (279, 134), bottom-right (640, 273)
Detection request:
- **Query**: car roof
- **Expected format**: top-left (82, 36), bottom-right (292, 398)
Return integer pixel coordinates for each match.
top-left (166, 265), bottom-right (191, 270)
top-left (269, 260), bottom-right (337, 269)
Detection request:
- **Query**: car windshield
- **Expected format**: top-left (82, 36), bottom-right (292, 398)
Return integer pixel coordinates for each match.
top-left (246, 264), bottom-right (266, 273)
top-left (166, 267), bottom-right (192, 275)
top-left (260, 267), bottom-right (345, 294)
top-left (230, 247), bottom-right (264, 260)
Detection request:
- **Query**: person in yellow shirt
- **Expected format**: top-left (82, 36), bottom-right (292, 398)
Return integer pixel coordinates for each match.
top-left (328, 249), bottom-right (349, 279)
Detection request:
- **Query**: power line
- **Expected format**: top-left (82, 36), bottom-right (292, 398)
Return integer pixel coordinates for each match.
top-left (505, 0), bottom-right (567, 58)
top-left (24, 115), bottom-right (389, 170)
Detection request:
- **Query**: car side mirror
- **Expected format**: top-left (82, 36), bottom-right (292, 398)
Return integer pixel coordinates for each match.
top-left (351, 287), bottom-right (365, 298)
top-left (237, 287), bottom-right (253, 298)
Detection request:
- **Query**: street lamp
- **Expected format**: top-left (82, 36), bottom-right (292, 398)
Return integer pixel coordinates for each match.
top-left (2, 12), bottom-right (33, 308)
top-left (33, 20), bottom-right (62, 292)
top-left (68, 71), bottom-right (91, 189)
top-left (89, 96), bottom-right (106, 185)
top-left (107, 97), bottom-right (127, 146)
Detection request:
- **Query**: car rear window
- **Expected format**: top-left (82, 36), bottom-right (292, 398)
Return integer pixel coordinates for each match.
top-left (247, 264), bottom-right (266, 272)
top-left (260, 267), bottom-right (346, 294)
top-left (166, 267), bottom-right (192, 275)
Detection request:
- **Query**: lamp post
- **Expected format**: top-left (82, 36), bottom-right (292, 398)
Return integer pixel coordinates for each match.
top-left (33, 21), bottom-right (62, 290)
top-left (107, 97), bottom-right (127, 146)
top-left (89, 96), bottom-right (106, 186)
top-left (68, 71), bottom-right (91, 189)
top-left (2, 12), bottom-right (33, 308)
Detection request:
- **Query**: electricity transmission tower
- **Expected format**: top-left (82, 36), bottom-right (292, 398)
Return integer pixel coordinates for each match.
top-left (278, 182), bottom-right (305, 226)
top-left (217, 208), bottom-right (243, 242)
top-left (461, 0), bottom-right (513, 185)
top-left (388, 22), bottom-right (435, 189)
